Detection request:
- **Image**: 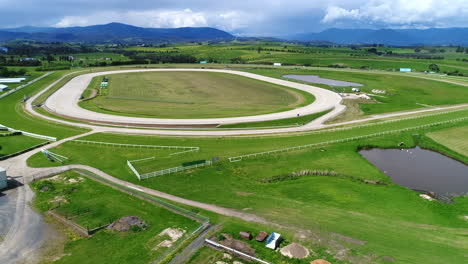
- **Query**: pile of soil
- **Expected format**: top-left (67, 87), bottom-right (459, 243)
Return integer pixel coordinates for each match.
top-left (219, 233), bottom-right (256, 256)
top-left (280, 242), bottom-right (310, 259)
top-left (107, 216), bottom-right (146, 232)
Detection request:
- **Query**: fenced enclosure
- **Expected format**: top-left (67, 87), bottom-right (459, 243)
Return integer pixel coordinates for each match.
top-left (229, 116), bottom-right (468, 162)
top-left (129, 159), bottom-right (213, 180)
top-left (70, 139), bottom-right (199, 155)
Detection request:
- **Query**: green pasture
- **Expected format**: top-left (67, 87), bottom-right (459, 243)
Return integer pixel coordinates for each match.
top-left (0, 69), bottom-right (88, 139)
top-left (27, 109), bottom-right (468, 263)
top-left (0, 135), bottom-right (46, 157)
top-left (31, 170), bottom-right (198, 264)
top-left (218, 109), bottom-right (331, 128)
top-left (80, 71), bottom-right (312, 118)
top-left (427, 125), bottom-right (468, 157)
top-left (246, 68), bottom-right (468, 115)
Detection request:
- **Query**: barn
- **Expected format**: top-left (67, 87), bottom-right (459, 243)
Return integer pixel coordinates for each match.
top-left (0, 84), bottom-right (9, 92)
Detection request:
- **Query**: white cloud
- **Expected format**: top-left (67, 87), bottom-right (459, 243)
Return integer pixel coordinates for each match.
top-left (54, 9), bottom-right (208, 28)
top-left (322, 6), bottom-right (361, 23)
top-left (322, 0), bottom-right (468, 27)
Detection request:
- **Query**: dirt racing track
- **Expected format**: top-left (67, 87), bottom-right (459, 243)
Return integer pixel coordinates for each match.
top-left (43, 69), bottom-right (345, 128)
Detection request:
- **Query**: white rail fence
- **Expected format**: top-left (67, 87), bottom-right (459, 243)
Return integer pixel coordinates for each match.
top-left (205, 239), bottom-right (271, 264)
top-left (0, 72), bottom-right (54, 99)
top-left (70, 139), bottom-right (199, 155)
top-left (0, 123), bottom-right (57, 141)
top-left (137, 160), bottom-right (212, 180)
top-left (229, 117), bottom-right (468, 162)
top-left (298, 107), bottom-right (468, 137)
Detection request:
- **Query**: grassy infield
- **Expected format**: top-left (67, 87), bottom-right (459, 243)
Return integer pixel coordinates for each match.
top-left (1, 63), bottom-right (467, 263)
top-left (79, 71), bottom-right (312, 119)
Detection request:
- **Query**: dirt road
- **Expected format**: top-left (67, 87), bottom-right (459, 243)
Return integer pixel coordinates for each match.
top-left (0, 186), bottom-right (46, 264)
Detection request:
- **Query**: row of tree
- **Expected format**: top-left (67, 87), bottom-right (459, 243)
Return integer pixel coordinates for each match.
top-left (0, 66), bottom-right (27, 77)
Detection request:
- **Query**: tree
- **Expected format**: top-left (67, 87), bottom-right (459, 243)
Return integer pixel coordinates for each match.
top-left (257, 46), bottom-right (263, 53)
top-left (429, 63), bottom-right (440, 72)
top-left (414, 48), bottom-right (421, 52)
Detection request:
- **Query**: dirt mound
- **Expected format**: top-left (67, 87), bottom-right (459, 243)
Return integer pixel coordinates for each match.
top-left (219, 233), bottom-right (256, 256)
top-left (107, 216), bottom-right (146, 232)
top-left (281, 242), bottom-right (309, 259)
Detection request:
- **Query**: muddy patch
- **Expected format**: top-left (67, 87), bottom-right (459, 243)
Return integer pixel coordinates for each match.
top-left (152, 227), bottom-right (186, 251)
top-left (284, 74), bottom-right (363, 87)
top-left (280, 242), bottom-right (310, 259)
top-left (107, 216), bottom-right (146, 232)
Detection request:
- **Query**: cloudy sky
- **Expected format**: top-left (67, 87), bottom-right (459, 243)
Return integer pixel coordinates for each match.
top-left (0, 0), bottom-right (467, 35)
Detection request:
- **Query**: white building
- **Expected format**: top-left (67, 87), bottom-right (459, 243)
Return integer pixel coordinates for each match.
top-left (0, 78), bottom-right (26, 83)
top-left (0, 84), bottom-right (8, 92)
top-left (273, 63), bottom-right (282, 66)
top-left (0, 167), bottom-right (7, 190)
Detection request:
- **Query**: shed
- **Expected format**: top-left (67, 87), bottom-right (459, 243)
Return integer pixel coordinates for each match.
top-left (0, 84), bottom-right (8, 92)
top-left (256, 231), bottom-right (268, 242)
top-left (199, 61), bottom-right (208, 64)
top-left (0, 78), bottom-right (25, 83)
top-left (0, 167), bottom-right (7, 190)
top-left (273, 63), bottom-right (282, 66)
top-left (400, 68), bottom-right (412, 72)
top-left (239, 231), bottom-right (252, 240)
top-left (266, 232), bottom-right (283, 249)
top-left (351, 87), bottom-right (360, 92)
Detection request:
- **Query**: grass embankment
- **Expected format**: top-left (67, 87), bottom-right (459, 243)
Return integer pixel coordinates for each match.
top-left (426, 125), bottom-right (468, 157)
top-left (218, 109), bottom-right (331, 129)
top-left (27, 109), bottom-right (468, 263)
top-left (0, 135), bottom-right (46, 157)
top-left (0, 69), bottom-right (89, 139)
top-left (80, 71), bottom-right (313, 118)
top-left (31, 170), bottom-right (198, 264)
top-left (246, 68), bottom-right (468, 117)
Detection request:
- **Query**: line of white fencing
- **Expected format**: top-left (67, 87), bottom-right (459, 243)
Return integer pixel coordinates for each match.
top-left (299, 107), bottom-right (468, 137)
top-left (229, 117), bottom-right (468, 162)
top-left (0, 123), bottom-right (57, 141)
top-left (137, 160), bottom-right (213, 180)
top-left (70, 139), bottom-right (199, 153)
top-left (205, 239), bottom-right (271, 264)
top-left (127, 160), bottom-right (142, 180)
top-left (0, 72), bottom-right (54, 99)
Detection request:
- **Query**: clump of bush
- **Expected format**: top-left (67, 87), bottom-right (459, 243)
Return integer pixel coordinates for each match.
top-left (260, 169), bottom-right (338, 183)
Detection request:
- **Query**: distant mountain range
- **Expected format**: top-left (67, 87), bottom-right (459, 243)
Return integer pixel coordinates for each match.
top-left (289, 28), bottom-right (468, 46)
top-left (0, 22), bottom-right (234, 43)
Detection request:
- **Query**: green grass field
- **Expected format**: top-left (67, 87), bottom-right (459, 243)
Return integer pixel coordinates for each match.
top-left (80, 71), bottom-right (312, 118)
top-left (0, 135), bottom-right (46, 157)
top-left (27, 109), bottom-right (468, 263)
top-left (218, 109), bottom-right (331, 128)
top-left (31, 170), bottom-right (198, 264)
top-left (427, 125), bottom-right (468, 157)
top-left (246, 68), bottom-right (468, 116)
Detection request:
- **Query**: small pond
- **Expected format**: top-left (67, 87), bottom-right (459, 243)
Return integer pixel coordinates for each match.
top-left (360, 147), bottom-right (468, 195)
top-left (283, 74), bottom-right (364, 87)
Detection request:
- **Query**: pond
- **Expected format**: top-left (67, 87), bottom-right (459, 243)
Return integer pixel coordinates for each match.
top-left (360, 147), bottom-right (468, 195)
top-left (283, 74), bottom-right (364, 87)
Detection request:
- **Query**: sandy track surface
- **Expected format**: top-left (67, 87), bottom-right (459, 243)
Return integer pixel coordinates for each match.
top-left (44, 69), bottom-right (344, 126)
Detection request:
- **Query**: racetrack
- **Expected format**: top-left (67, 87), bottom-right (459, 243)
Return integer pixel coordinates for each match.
top-left (44, 69), bottom-right (344, 127)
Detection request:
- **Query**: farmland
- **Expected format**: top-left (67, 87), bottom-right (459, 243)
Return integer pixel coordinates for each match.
top-left (31, 170), bottom-right (199, 264)
top-left (0, 41), bottom-right (468, 264)
top-left (80, 71), bottom-right (310, 118)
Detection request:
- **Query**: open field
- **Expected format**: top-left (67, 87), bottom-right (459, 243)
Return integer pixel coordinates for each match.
top-left (80, 71), bottom-right (310, 118)
top-left (27, 108), bottom-right (468, 263)
top-left (0, 70), bottom-right (90, 139)
top-left (427, 125), bottom-right (468, 157)
top-left (246, 68), bottom-right (468, 116)
top-left (0, 135), bottom-right (46, 157)
top-left (218, 109), bottom-right (331, 128)
top-left (31, 170), bottom-right (198, 264)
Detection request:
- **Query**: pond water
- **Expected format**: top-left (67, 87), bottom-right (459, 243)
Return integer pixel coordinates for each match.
top-left (360, 147), bottom-right (468, 195)
top-left (283, 75), bottom-right (364, 87)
